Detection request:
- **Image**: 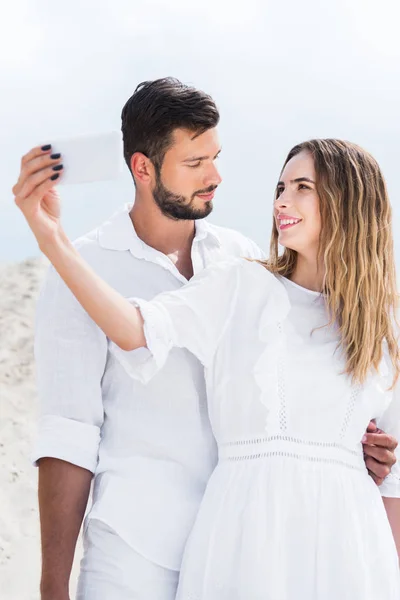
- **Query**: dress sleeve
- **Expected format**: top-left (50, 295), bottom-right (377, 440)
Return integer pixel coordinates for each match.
top-left (109, 257), bottom-right (246, 383)
top-left (376, 374), bottom-right (400, 498)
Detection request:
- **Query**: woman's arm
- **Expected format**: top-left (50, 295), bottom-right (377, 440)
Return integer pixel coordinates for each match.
top-left (42, 231), bottom-right (145, 351)
top-left (13, 144), bottom-right (145, 351)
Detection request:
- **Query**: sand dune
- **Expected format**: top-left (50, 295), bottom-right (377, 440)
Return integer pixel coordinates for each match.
top-left (0, 257), bottom-right (82, 599)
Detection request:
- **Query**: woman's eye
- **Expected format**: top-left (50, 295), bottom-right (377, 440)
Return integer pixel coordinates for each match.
top-left (299, 184), bottom-right (310, 190)
top-left (276, 187), bottom-right (284, 197)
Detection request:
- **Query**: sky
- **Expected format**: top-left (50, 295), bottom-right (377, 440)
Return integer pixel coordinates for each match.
top-left (1, 0), bottom-right (400, 264)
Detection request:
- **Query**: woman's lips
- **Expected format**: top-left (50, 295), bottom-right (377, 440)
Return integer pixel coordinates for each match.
top-left (279, 221), bottom-right (301, 231)
top-left (277, 216), bottom-right (302, 230)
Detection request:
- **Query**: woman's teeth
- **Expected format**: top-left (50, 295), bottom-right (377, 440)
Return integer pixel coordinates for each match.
top-left (281, 219), bottom-right (301, 225)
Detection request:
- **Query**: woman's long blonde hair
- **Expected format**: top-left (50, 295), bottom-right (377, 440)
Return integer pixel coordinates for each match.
top-left (264, 139), bottom-right (399, 386)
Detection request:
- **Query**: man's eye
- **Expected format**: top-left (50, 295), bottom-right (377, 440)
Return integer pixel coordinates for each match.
top-left (188, 162), bottom-right (201, 168)
top-left (276, 187), bottom-right (284, 197)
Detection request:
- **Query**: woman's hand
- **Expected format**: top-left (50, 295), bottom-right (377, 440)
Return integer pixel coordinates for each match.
top-left (13, 145), bottom-right (144, 352)
top-left (13, 145), bottom-right (64, 250)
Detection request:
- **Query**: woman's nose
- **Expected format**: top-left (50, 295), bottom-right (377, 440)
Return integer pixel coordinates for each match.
top-left (274, 192), bottom-right (290, 210)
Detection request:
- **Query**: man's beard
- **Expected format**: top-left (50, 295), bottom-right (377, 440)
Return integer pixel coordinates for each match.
top-left (152, 171), bottom-right (217, 221)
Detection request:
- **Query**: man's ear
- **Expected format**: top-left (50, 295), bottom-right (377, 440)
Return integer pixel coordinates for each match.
top-left (130, 152), bottom-right (154, 184)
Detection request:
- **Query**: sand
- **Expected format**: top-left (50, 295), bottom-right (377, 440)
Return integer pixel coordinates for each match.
top-left (0, 257), bottom-right (82, 599)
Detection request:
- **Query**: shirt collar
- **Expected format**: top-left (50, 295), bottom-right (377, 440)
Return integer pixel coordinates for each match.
top-left (98, 203), bottom-right (221, 257)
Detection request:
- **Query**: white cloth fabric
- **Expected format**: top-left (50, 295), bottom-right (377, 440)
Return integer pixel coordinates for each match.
top-left (32, 204), bottom-right (265, 571)
top-left (76, 519), bottom-right (179, 600)
top-left (112, 257), bottom-right (400, 599)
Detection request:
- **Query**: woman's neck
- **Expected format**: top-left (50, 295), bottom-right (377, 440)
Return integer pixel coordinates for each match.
top-left (289, 253), bottom-right (325, 293)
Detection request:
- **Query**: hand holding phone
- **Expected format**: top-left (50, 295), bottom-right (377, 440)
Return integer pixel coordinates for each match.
top-left (49, 130), bottom-right (123, 186)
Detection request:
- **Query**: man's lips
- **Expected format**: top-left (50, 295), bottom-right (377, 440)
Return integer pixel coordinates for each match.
top-left (196, 191), bottom-right (215, 202)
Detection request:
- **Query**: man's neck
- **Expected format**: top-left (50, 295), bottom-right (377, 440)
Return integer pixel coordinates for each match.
top-left (129, 196), bottom-right (196, 257)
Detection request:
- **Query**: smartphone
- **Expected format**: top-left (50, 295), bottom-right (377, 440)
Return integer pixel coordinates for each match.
top-left (49, 130), bottom-right (124, 186)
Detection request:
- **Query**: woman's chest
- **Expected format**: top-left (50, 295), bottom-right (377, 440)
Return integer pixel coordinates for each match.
top-left (208, 298), bottom-right (390, 444)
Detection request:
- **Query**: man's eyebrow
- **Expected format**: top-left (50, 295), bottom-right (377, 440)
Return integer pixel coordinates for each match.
top-left (277, 177), bottom-right (316, 186)
top-left (183, 148), bottom-right (222, 163)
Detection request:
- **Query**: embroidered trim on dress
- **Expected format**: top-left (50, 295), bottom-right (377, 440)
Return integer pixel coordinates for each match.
top-left (220, 435), bottom-right (359, 456)
top-left (339, 385), bottom-right (361, 439)
top-left (277, 322), bottom-right (287, 433)
top-left (221, 451), bottom-right (365, 470)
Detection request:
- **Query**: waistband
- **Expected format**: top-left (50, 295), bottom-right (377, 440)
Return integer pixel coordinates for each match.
top-left (218, 435), bottom-right (366, 471)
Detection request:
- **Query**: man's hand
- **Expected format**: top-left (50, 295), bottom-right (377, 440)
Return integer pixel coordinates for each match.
top-left (13, 145), bottom-right (64, 249)
top-left (362, 421), bottom-right (398, 486)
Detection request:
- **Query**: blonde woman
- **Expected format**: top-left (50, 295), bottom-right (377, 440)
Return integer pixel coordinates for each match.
top-left (16, 139), bottom-right (400, 598)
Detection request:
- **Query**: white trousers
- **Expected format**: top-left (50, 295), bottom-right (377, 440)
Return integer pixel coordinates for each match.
top-left (76, 519), bottom-right (179, 600)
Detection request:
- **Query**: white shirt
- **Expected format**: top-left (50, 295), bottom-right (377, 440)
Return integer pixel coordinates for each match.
top-left (33, 205), bottom-right (265, 570)
top-left (111, 258), bottom-right (400, 598)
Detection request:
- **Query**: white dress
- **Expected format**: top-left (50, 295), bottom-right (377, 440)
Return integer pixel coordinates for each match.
top-left (111, 257), bottom-right (400, 599)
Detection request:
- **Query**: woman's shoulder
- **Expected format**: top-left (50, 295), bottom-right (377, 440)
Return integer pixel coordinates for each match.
top-left (191, 256), bottom-right (248, 284)
top-left (195, 257), bottom-right (278, 287)
top-left (186, 257), bottom-right (287, 313)
top-left (221, 259), bottom-right (290, 313)
top-left (240, 258), bottom-right (284, 290)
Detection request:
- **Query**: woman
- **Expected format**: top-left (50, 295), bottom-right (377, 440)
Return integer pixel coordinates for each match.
top-left (15, 139), bottom-right (400, 598)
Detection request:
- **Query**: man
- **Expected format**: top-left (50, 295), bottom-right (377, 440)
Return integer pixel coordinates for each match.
top-left (15, 78), bottom-right (397, 600)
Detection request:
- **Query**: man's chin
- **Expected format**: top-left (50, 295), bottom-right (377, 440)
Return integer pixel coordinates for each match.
top-left (192, 201), bottom-right (213, 220)
top-left (157, 199), bottom-right (213, 221)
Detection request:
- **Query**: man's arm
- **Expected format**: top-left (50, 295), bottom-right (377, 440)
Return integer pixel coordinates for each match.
top-left (38, 459), bottom-right (92, 600)
top-left (33, 265), bottom-right (107, 599)
top-left (362, 421), bottom-right (398, 486)
top-left (372, 382), bottom-right (400, 557)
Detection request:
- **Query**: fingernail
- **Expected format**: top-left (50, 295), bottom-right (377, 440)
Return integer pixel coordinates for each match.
top-left (361, 435), bottom-right (367, 443)
top-left (52, 164), bottom-right (63, 172)
top-left (50, 153), bottom-right (61, 160)
top-left (50, 173), bottom-right (60, 181)
top-left (41, 144), bottom-right (52, 151)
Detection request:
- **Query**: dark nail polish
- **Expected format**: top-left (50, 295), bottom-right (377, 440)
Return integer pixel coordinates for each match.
top-left (41, 144), bottom-right (52, 151)
top-left (52, 164), bottom-right (63, 171)
top-left (50, 173), bottom-right (60, 181)
top-left (50, 153), bottom-right (61, 160)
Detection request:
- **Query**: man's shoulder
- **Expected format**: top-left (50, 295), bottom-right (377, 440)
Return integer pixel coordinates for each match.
top-left (71, 205), bottom-right (131, 265)
top-left (41, 207), bottom-right (133, 293)
top-left (72, 227), bottom-right (103, 261)
top-left (206, 222), bottom-right (266, 260)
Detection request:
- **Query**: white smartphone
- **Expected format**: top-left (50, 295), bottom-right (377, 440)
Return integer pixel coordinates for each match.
top-left (49, 130), bottom-right (124, 186)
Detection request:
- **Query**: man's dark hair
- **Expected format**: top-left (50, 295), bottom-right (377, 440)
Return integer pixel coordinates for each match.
top-left (121, 77), bottom-right (220, 175)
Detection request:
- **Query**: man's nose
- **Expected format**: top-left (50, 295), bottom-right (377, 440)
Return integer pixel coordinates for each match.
top-left (205, 163), bottom-right (222, 187)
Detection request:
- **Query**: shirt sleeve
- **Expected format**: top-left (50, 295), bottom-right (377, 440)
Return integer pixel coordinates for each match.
top-left (109, 257), bottom-right (245, 383)
top-left (32, 266), bottom-right (107, 473)
top-left (376, 375), bottom-right (400, 498)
